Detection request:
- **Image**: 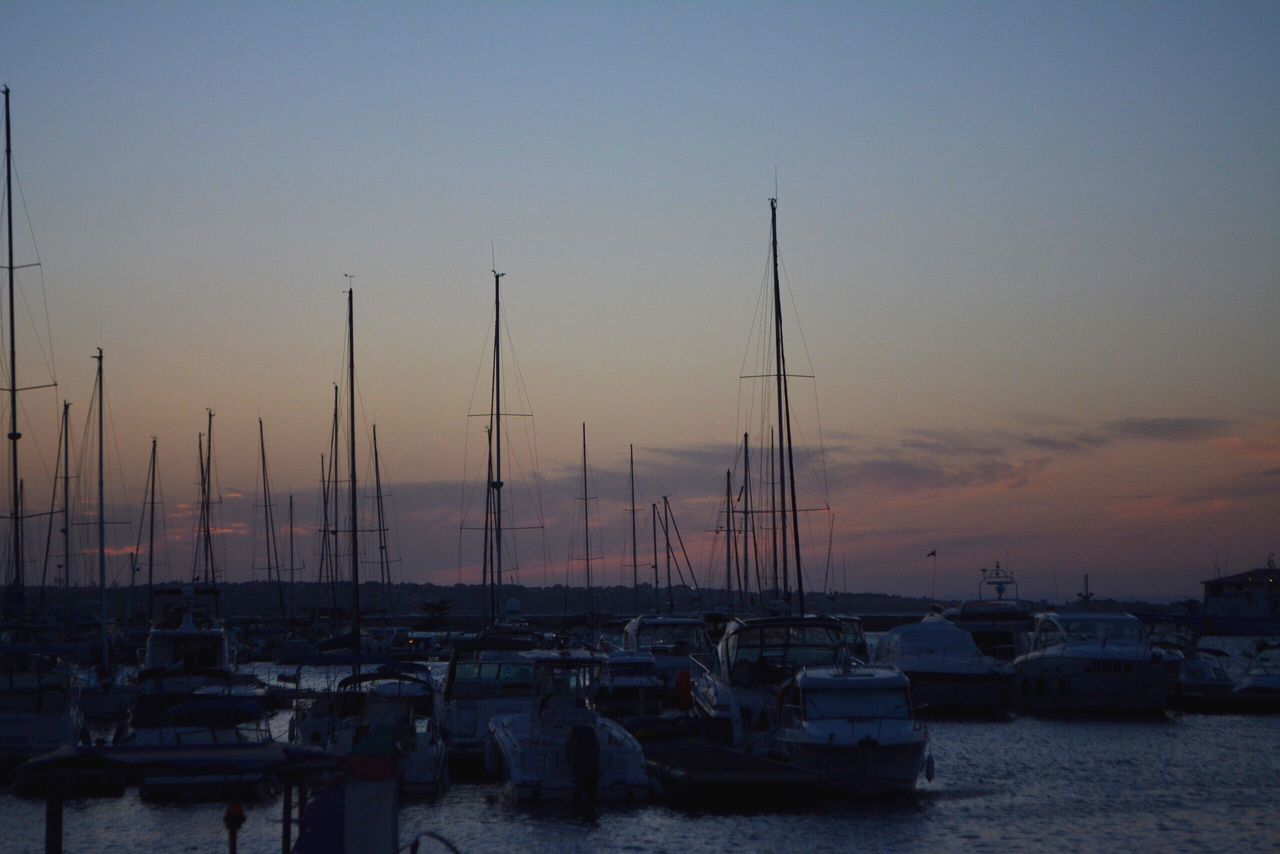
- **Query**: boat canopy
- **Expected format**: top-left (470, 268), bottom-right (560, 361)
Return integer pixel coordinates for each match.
top-left (874, 619), bottom-right (985, 663)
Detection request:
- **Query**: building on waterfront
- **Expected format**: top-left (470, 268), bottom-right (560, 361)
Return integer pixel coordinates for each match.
top-left (1201, 556), bottom-right (1280, 635)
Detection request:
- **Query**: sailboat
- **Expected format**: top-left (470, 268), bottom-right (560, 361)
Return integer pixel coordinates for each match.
top-left (289, 287), bottom-right (446, 793)
top-left (0, 86), bottom-right (84, 772)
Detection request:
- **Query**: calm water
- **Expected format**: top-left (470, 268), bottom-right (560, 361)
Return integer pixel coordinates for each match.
top-left (2, 641), bottom-right (1277, 852)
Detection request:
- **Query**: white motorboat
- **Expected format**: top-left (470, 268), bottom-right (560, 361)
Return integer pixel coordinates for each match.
top-left (1234, 646), bottom-right (1280, 707)
top-left (872, 618), bottom-right (1014, 716)
top-left (1014, 612), bottom-right (1182, 715)
top-left (487, 650), bottom-right (648, 802)
top-left (775, 662), bottom-right (933, 795)
top-left (622, 616), bottom-right (712, 676)
top-left (692, 615), bottom-right (848, 749)
top-left (437, 628), bottom-right (541, 767)
top-left (291, 669), bottom-right (447, 794)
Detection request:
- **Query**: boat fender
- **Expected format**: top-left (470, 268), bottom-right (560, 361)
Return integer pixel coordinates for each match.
top-left (925, 754), bottom-right (935, 783)
top-left (675, 669), bottom-right (693, 711)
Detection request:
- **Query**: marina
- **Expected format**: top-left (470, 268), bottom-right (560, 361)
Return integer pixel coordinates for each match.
top-left (2, 2), bottom-right (1279, 851)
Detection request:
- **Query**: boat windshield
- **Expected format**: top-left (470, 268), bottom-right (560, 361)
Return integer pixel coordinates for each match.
top-left (536, 665), bottom-right (594, 698)
top-left (636, 624), bottom-right (710, 654)
top-left (1058, 617), bottom-right (1146, 643)
top-left (801, 688), bottom-right (911, 721)
top-left (450, 658), bottom-right (536, 700)
top-left (728, 625), bottom-right (842, 686)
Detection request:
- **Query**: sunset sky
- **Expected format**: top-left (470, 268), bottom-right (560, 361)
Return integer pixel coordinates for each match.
top-left (1, 2), bottom-right (1277, 601)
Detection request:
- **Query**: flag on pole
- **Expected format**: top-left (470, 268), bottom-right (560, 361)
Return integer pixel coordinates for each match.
top-left (926, 550), bottom-right (937, 558)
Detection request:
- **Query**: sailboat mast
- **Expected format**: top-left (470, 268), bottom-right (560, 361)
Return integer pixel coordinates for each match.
top-left (94, 349), bottom-right (107, 667)
top-left (651, 503), bottom-right (659, 613)
top-left (725, 469), bottom-right (734, 618)
top-left (203, 410), bottom-right (216, 591)
top-left (663, 496), bottom-right (673, 613)
top-left (769, 428), bottom-right (778, 602)
top-left (490, 269), bottom-right (505, 618)
top-left (147, 436), bottom-right (156, 621)
top-left (259, 419), bottom-right (285, 618)
top-left (742, 432), bottom-right (752, 609)
top-left (5, 87), bottom-right (22, 598)
top-left (346, 288), bottom-right (360, 654)
top-left (769, 198), bottom-right (792, 611)
top-left (629, 444), bottom-right (638, 613)
top-left (61, 402), bottom-right (71, 630)
top-left (773, 199), bottom-right (806, 615)
top-left (581, 423), bottom-right (591, 618)
top-left (288, 494), bottom-right (295, 623)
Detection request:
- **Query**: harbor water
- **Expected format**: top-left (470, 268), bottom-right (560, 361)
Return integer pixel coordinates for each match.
top-left (1, 646), bottom-right (1277, 852)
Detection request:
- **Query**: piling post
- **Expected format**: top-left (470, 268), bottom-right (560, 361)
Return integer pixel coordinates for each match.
top-left (224, 802), bottom-right (245, 854)
top-left (44, 794), bottom-right (63, 854)
top-left (282, 781), bottom-right (293, 853)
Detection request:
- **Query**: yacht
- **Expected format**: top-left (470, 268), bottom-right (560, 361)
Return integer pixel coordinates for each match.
top-left (436, 627), bottom-right (541, 769)
top-left (775, 661), bottom-right (933, 794)
top-left (692, 615), bottom-right (847, 749)
top-left (872, 618), bottom-right (1014, 716)
top-left (618, 615), bottom-right (710, 703)
top-left (1013, 612), bottom-right (1182, 715)
top-left (131, 589), bottom-right (246, 731)
top-left (291, 668), bottom-right (447, 794)
top-left (487, 649), bottom-right (648, 802)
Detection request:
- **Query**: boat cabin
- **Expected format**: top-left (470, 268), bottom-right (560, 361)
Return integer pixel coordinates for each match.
top-left (719, 616), bottom-right (845, 688)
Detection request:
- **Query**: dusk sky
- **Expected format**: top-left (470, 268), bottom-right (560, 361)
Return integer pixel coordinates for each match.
top-left (1, 2), bottom-right (1277, 601)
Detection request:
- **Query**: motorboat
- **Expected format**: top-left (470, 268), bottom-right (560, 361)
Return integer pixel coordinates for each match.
top-left (1013, 612), bottom-right (1181, 715)
top-left (775, 661), bottom-right (933, 795)
top-left (436, 627), bottom-right (541, 769)
top-left (119, 687), bottom-right (277, 802)
top-left (1233, 646), bottom-right (1280, 711)
top-left (617, 615), bottom-right (710, 706)
top-left (872, 618), bottom-right (1014, 716)
top-left (691, 615), bottom-right (847, 749)
top-left (131, 589), bottom-right (243, 730)
top-left (290, 668), bottom-right (447, 794)
top-left (943, 598), bottom-right (1036, 662)
top-left (487, 649), bottom-right (648, 802)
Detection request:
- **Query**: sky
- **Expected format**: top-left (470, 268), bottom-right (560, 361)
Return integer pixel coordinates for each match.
top-left (0, 1), bottom-right (1277, 601)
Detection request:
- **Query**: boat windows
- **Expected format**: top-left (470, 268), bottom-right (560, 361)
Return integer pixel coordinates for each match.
top-left (635, 624), bottom-right (711, 654)
top-left (451, 659), bottom-right (536, 699)
top-left (1057, 617), bottom-right (1145, 643)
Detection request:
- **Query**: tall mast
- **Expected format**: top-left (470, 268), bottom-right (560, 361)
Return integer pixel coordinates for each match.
top-left (346, 287), bottom-right (360, 654)
top-left (581, 422), bottom-right (592, 618)
top-left (773, 201), bottom-right (806, 616)
top-left (259, 418), bottom-right (285, 617)
top-left (725, 469), bottom-right (734, 618)
top-left (94, 349), bottom-right (107, 668)
top-left (202, 410), bottom-right (216, 592)
top-left (769, 198), bottom-right (792, 611)
top-left (328, 384), bottom-right (339, 621)
top-left (5, 87), bottom-right (22, 601)
top-left (61, 402), bottom-right (71, 630)
top-left (663, 497), bottom-right (673, 613)
top-left (769, 428), bottom-right (778, 602)
top-left (742, 432), bottom-right (752, 610)
top-left (489, 269), bottom-right (505, 620)
top-left (287, 494), bottom-right (295, 623)
top-left (629, 444), bottom-right (638, 613)
top-left (650, 503), bottom-right (659, 613)
top-left (146, 436), bottom-right (156, 621)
